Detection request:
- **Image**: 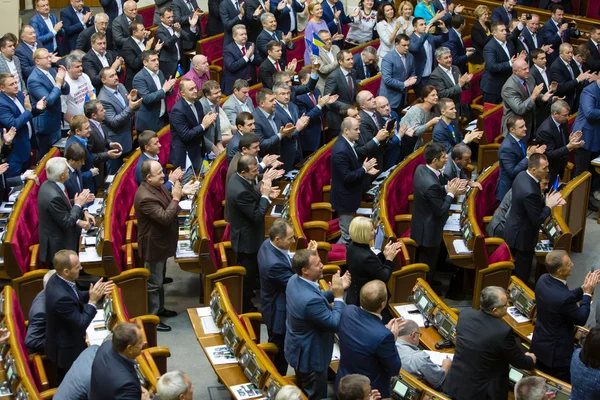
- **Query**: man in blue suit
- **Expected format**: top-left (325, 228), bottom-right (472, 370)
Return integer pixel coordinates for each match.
top-left (27, 49), bottom-right (70, 160)
top-left (15, 26), bottom-right (48, 82)
top-left (331, 117), bottom-right (379, 244)
top-left (335, 280), bottom-right (403, 398)
top-left (496, 115), bottom-right (545, 201)
top-left (99, 0), bottom-right (128, 23)
top-left (491, 0), bottom-right (517, 26)
top-left (30, 0), bottom-right (65, 55)
top-left (258, 219), bottom-right (315, 375)
top-left (433, 98), bottom-right (482, 153)
top-left (482, 22), bottom-right (518, 104)
top-left (270, 0), bottom-right (305, 35)
top-left (60, 0), bottom-right (95, 54)
top-left (353, 46), bottom-right (378, 82)
top-left (443, 15), bottom-right (474, 73)
top-left (64, 143), bottom-right (87, 199)
top-left (531, 250), bottom-right (599, 383)
top-left (409, 17), bottom-right (449, 97)
top-left (285, 249), bottom-right (351, 399)
top-left (220, 0), bottom-right (247, 47)
top-left (375, 96), bottom-right (402, 170)
top-left (540, 5), bottom-right (580, 66)
top-left (221, 25), bottom-right (260, 95)
top-left (0, 74), bottom-right (45, 177)
top-left (379, 35), bottom-right (417, 117)
top-left (296, 68), bottom-right (329, 156)
top-left (572, 80), bottom-right (600, 183)
top-left (320, 0), bottom-right (358, 47)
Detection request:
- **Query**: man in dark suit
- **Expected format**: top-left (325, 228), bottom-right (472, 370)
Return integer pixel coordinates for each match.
top-left (375, 96), bottom-right (402, 170)
top-left (60, 0), bottom-right (95, 54)
top-left (38, 157), bottom-right (95, 266)
top-left (225, 110), bottom-right (256, 162)
top-left (335, 280), bottom-right (402, 398)
top-left (496, 116), bottom-right (544, 202)
top-left (46, 249), bottom-right (113, 382)
top-left (25, 269), bottom-right (56, 354)
top-left (226, 132), bottom-right (283, 185)
top-left (271, 0), bottom-right (304, 36)
top-left (100, 0), bottom-right (127, 22)
top-left (134, 160), bottom-right (182, 331)
top-left (28, 49), bottom-right (70, 159)
top-left (443, 15), bottom-right (475, 73)
top-left (482, 22), bottom-right (519, 104)
top-left (120, 22), bottom-right (157, 90)
top-left (378, 35), bottom-right (417, 117)
top-left (111, 0), bottom-right (144, 51)
top-left (220, 0), bottom-right (247, 46)
top-left (0, 73), bottom-right (45, 177)
top-left (90, 322), bottom-right (146, 399)
top-left (520, 14), bottom-right (553, 56)
top-left (433, 98), bottom-right (482, 153)
top-left (222, 25), bottom-right (260, 95)
top-left (531, 250), bottom-right (599, 383)
top-left (535, 100), bottom-right (584, 184)
top-left (409, 17), bottom-right (449, 96)
top-left (257, 219), bottom-right (302, 375)
top-left (549, 43), bottom-right (592, 112)
top-left (30, 0), bottom-right (64, 55)
top-left (64, 140), bottom-right (97, 196)
top-left (132, 50), bottom-right (176, 132)
top-left (353, 46), bottom-right (378, 82)
top-left (540, 5), bottom-right (580, 65)
top-left (356, 90), bottom-right (389, 170)
top-left (582, 25), bottom-right (600, 73)
top-left (331, 117), bottom-right (379, 244)
top-left (82, 32), bottom-right (123, 92)
top-left (255, 12), bottom-right (295, 66)
top-left (411, 142), bottom-right (465, 283)
top-left (171, 0), bottom-right (205, 55)
top-left (504, 154), bottom-right (565, 283)
top-left (15, 26), bottom-right (47, 82)
top-left (443, 144), bottom-right (483, 192)
top-left (491, 0), bottom-right (517, 26)
top-left (285, 249), bottom-right (350, 399)
top-left (258, 41), bottom-right (287, 89)
top-left (206, 0), bottom-right (224, 36)
top-left (76, 13), bottom-right (113, 53)
top-left (135, 130), bottom-right (183, 190)
top-left (324, 50), bottom-right (357, 139)
top-left (169, 78), bottom-right (218, 170)
top-left (295, 68), bottom-right (328, 156)
top-left (530, 49), bottom-right (554, 127)
top-left (226, 155), bottom-right (280, 312)
top-left (273, 65), bottom-right (320, 104)
top-left (155, 6), bottom-right (200, 78)
top-left (445, 286), bottom-right (536, 400)
top-left (320, 0), bottom-right (355, 46)
top-left (84, 99), bottom-right (123, 188)
top-left (97, 67), bottom-right (142, 173)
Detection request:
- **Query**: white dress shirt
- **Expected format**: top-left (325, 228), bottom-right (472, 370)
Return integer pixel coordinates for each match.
top-left (145, 67), bottom-right (166, 117)
top-left (42, 15), bottom-right (58, 50)
top-left (134, 37), bottom-right (146, 52)
top-left (495, 38), bottom-right (512, 60)
top-left (162, 23), bottom-right (181, 60)
top-left (534, 64), bottom-right (549, 88)
top-left (94, 50), bottom-right (109, 68)
top-left (11, 95), bottom-right (32, 138)
top-left (440, 65), bottom-right (456, 85)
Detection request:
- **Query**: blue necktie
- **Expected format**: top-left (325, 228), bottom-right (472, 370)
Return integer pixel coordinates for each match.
top-left (519, 140), bottom-right (526, 156)
top-left (113, 90), bottom-right (126, 108)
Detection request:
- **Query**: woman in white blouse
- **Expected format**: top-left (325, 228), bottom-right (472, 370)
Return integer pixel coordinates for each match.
top-left (375, 2), bottom-right (401, 68)
top-left (397, 1), bottom-right (416, 37)
top-left (345, 0), bottom-right (378, 48)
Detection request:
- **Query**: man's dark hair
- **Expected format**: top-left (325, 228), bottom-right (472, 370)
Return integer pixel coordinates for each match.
top-left (507, 115), bottom-right (524, 131)
top-left (338, 374), bottom-right (370, 400)
top-left (0, 35), bottom-right (15, 49)
top-left (545, 250), bottom-right (568, 275)
top-left (336, 49), bottom-right (352, 63)
top-left (65, 142), bottom-right (86, 162)
top-left (292, 249), bottom-right (316, 275)
top-left (99, 67), bottom-right (114, 81)
top-left (491, 22), bottom-right (505, 33)
top-left (138, 130), bottom-right (158, 152)
top-left (412, 16), bottom-right (424, 27)
top-left (233, 79), bottom-right (250, 91)
top-left (590, 25), bottom-right (600, 35)
top-left (129, 21), bottom-right (144, 35)
top-left (239, 133), bottom-right (259, 151)
top-left (340, 104), bottom-right (358, 119)
top-left (530, 48), bottom-right (545, 60)
top-left (451, 14), bottom-right (465, 29)
top-left (527, 153), bottom-right (547, 169)
top-left (202, 80), bottom-right (220, 97)
top-left (142, 49), bottom-right (158, 63)
top-left (112, 322), bottom-right (141, 353)
top-left (395, 34), bottom-right (410, 44)
top-left (53, 249), bottom-right (77, 272)
top-left (423, 142), bottom-right (446, 164)
top-left (90, 32), bottom-right (106, 44)
top-left (237, 154), bottom-right (258, 174)
top-left (269, 218), bottom-right (293, 241)
top-left (298, 67), bottom-right (311, 82)
top-left (159, 6), bottom-right (174, 16)
top-left (267, 40), bottom-right (282, 52)
top-left (235, 111), bottom-right (254, 128)
top-left (451, 143), bottom-right (471, 161)
top-left (84, 99), bottom-right (101, 118)
top-left (256, 88), bottom-right (274, 105)
top-left (549, 4), bottom-right (564, 14)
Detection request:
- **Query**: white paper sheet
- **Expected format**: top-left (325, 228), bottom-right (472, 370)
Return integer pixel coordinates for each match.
top-left (201, 316), bottom-right (220, 334)
top-left (424, 351), bottom-right (454, 366)
top-left (507, 307), bottom-right (531, 323)
top-left (449, 204), bottom-right (461, 211)
top-left (205, 345), bottom-right (238, 365)
top-left (179, 200), bottom-right (192, 211)
top-left (87, 198), bottom-right (104, 215)
top-left (453, 240), bottom-right (471, 254)
top-left (79, 247), bottom-right (102, 262)
top-left (331, 343), bottom-right (340, 361)
top-left (176, 240), bottom-right (197, 259)
top-left (356, 208), bottom-right (373, 216)
top-left (0, 202), bottom-right (15, 214)
top-left (229, 383), bottom-right (263, 400)
top-left (394, 304), bottom-right (426, 327)
top-left (197, 307), bottom-right (211, 317)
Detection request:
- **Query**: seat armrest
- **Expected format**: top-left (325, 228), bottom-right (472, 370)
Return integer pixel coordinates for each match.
top-left (310, 202), bottom-right (334, 222)
top-left (41, 389), bottom-right (57, 400)
top-left (28, 244), bottom-right (39, 271)
top-left (32, 353), bottom-right (50, 391)
top-left (303, 221), bottom-right (329, 242)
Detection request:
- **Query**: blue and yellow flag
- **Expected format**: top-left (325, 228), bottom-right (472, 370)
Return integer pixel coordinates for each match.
top-left (306, 38), bottom-right (319, 56)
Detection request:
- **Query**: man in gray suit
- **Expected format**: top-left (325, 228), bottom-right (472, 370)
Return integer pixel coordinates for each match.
top-left (199, 80), bottom-right (225, 159)
top-left (429, 46), bottom-right (472, 112)
top-left (222, 79), bottom-right (255, 127)
top-left (310, 30), bottom-right (340, 94)
top-left (97, 67), bottom-right (142, 173)
top-left (112, 0), bottom-right (144, 51)
top-left (54, 344), bottom-right (101, 400)
top-left (0, 36), bottom-right (26, 94)
top-left (132, 50), bottom-right (176, 132)
top-left (501, 58), bottom-right (555, 139)
top-left (25, 269), bottom-right (56, 354)
top-left (442, 143), bottom-right (482, 193)
top-left (171, 0), bottom-right (205, 53)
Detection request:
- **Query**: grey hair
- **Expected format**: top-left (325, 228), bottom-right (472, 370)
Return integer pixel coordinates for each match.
top-left (260, 12), bottom-right (275, 24)
top-left (435, 46), bottom-right (451, 60)
top-left (397, 319), bottom-right (419, 337)
top-left (46, 157), bottom-right (68, 182)
top-left (514, 376), bottom-right (547, 400)
top-left (232, 24), bottom-right (247, 36)
top-left (157, 370), bottom-right (190, 400)
top-left (64, 53), bottom-right (83, 69)
top-left (362, 45), bottom-right (377, 56)
top-left (43, 269), bottom-right (56, 289)
top-left (95, 12), bottom-right (109, 22)
top-left (550, 99), bottom-right (569, 115)
top-left (272, 82), bottom-right (289, 94)
top-left (480, 286), bottom-right (506, 312)
top-left (275, 385), bottom-right (303, 400)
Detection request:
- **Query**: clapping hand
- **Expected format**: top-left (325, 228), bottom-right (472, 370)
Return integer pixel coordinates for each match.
top-left (307, 239), bottom-right (318, 251)
top-left (0, 163), bottom-right (9, 175)
top-left (182, 180), bottom-right (200, 195)
top-left (362, 157), bottom-right (379, 175)
top-left (567, 130), bottom-right (585, 150)
top-left (545, 190), bottom-right (566, 209)
top-left (89, 277), bottom-right (115, 303)
top-left (0, 328), bottom-right (10, 345)
top-left (383, 239), bottom-right (402, 261)
top-left (168, 167), bottom-right (184, 182)
top-left (3, 127), bottom-right (16, 144)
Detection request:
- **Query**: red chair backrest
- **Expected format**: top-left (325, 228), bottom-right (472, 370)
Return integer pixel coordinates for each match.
top-left (248, 83), bottom-right (263, 107)
top-left (157, 128), bottom-right (171, 166)
top-left (199, 14), bottom-right (209, 35)
top-left (166, 79), bottom-right (182, 113)
top-left (474, 166), bottom-right (500, 232)
top-left (295, 147), bottom-right (333, 229)
top-left (287, 35), bottom-right (306, 66)
top-left (137, 5), bottom-right (155, 28)
top-left (384, 152), bottom-right (425, 232)
top-left (487, 241), bottom-right (511, 264)
top-left (483, 105), bottom-right (503, 144)
top-left (463, 37), bottom-right (472, 47)
top-left (110, 162), bottom-right (138, 271)
top-left (360, 75), bottom-right (382, 97)
top-left (202, 157), bottom-right (229, 242)
top-left (199, 34), bottom-right (224, 64)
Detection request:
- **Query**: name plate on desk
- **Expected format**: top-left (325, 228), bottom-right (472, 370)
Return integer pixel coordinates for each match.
top-left (507, 306), bottom-right (531, 325)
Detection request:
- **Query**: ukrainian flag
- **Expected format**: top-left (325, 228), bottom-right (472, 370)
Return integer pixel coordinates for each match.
top-left (306, 38), bottom-right (319, 56)
top-left (312, 32), bottom-right (326, 48)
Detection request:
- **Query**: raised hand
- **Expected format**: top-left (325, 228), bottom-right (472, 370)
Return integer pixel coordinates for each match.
top-left (169, 167), bottom-right (184, 182)
top-left (83, 10), bottom-right (93, 24)
top-left (0, 163), bottom-right (9, 175)
top-left (253, 5), bottom-right (263, 16)
top-left (246, 43), bottom-right (255, 58)
top-left (0, 328), bottom-right (10, 345)
top-left (172, 181), bottom-right (183, 201)
top-left (307, 239), bottom-right (318, 251)
top-left (531, 83), bottom-right (544, 99)
top-left (285, 58), bottom-right (297, 73)
top-left (24, 94), bottom-right (32, 111)
top-left (567, 130), bottom-right (585, 150)
top-left (545, 190), bottom-right (565, 209)
top-left (163, 77), bottom-right (177, 92)
top-left (458, 72), bottom-right (473, 86)
top-left (74, 189), bottom-right (94, 207)
top-left (55, 65), bottom-right (67, 85)
top-left (182, 180), bottom-right (200, 195)
top-left (447, 177), bottom-right (462, 195)
top-left (154, 39), bottom-right (164, 52)
top-left (173, 22), bottom-right (182, 33)
top-left (201, 112), bottom-right (219, 129)
top-left (464, 129), bottom-right (483, 143)
top-left (375, 128), bottom-right (389, 142)
top-left (581, 270), bottom-right (599, 294)
top-left (404, 76), bottom-right (417, 88)
top-left (54, 20), bottom-right (64, 32)
top-left (332, 33), bottom-right (344, 41)
top-left (383, 240), bottom-right (402, 261)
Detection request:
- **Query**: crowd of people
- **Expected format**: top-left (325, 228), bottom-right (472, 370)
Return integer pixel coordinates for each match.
top-left (0, 0), bottom-right (599, 398)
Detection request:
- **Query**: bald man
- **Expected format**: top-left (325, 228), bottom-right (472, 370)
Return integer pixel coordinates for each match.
top-left (335, 280), bottom-right (403, 398)
top-left (112, 0), bottom-right (144, 51)
top-left (501, 58), bottom-right (554, 139)
top-left (182, 55), bottom-right (210, 95)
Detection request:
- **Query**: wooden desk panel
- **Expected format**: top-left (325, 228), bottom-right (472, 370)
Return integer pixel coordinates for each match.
top-left (503, 314), bottom-right (534, 345)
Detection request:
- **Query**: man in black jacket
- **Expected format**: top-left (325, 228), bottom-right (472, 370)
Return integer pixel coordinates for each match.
top-left (120, 21), bottom-right (162, 90)
top-left (82, 32), bottom-right (123, 92)
top-left (445, 286), bottom-right (537, 400)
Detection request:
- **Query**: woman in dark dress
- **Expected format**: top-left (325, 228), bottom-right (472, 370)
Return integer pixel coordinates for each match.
top-left (345, 216), bottom-right (402, 321)
top-left (470, 5), bottom-right (492, 72)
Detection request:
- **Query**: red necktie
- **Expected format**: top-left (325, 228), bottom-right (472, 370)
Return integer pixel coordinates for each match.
top-left (308, 92), bottom-right (324, 131)
top-left (241, 46), bottom-right (246, 56)
top-left (275, 61), bottom-right (281, 72)
top-left (523, 81), bottom-right (529, 94)
top-left (64, 188), bottom-right (72, 208)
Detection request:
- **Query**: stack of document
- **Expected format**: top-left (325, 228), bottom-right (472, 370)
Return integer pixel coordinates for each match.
top-left (79, 247), bottom-right (102, 263)
top-left (86, 310), bottom-right (110, 346)
top-left (424, 351), bottom-right (454, 366)
top-left (394, 304), bottom-right (426, 327)
top-left (179, 199), bottom-right (192, 211)
top-left (205, 345), bottom-right (238, 365)
top-left (176, 240), bottom-right (197, 259)
top-left (507, 306), bottom-right (531, 323)
top-left (444, 214), bottom-right (461, 232)
top-left (453, 240), bottom-right (471, 254)
top-left (465, 120), bottom-right (478, 132)
top-left (87, 198), bottom-right (104, 215)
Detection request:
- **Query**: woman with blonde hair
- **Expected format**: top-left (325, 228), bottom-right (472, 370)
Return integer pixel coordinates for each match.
top-left (470, 5), bottom-right (492, 72)
top-left (345, 216), bottom-right (401, 321)
top-left (303, 1), bottom-right (343, 64)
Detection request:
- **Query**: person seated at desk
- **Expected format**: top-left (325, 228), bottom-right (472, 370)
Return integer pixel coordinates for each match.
top-left (514, 376), bottom-right (556, 400)
top-left (337, 374), bottom-right (380, 400)
top-left (157, 370), bottom-right (195, 400)
top-left (571, 327), bottom-right (600, 400)
top-left (442, 143), bottom-right (482, 191)
top-left (531, 250), bottom-right (600, 383)
top-left (395, 319), bottom-right (452, 391)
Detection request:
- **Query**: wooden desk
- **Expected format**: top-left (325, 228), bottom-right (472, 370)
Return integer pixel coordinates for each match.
top-left (502, 314), bottom-right (534, 345)
top-left (390, 303), bottom-right (454, 354)
top-left (442, 233), bottom-right (475, 268)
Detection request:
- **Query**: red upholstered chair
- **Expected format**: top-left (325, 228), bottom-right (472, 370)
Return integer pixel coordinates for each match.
top-left (196, 34), bottom-right (224, 64)
top-left (473, 163), bottom-right (500, 233)
top-left (461, 70), bottom-right (482, 106)
top-left (199, 14), bottom-right (208, 35)
top-left (473, 238), bottom-right (514, 309)
top-left (287, 35), bottom-right (306, 69)
top-left (357, 74), bottom-right (382, 97)
top-left (137, 5), bottom-right (156, 28)
top-left (166, 78), bottom-right (182, 113)
top-left (247, 83), bottom-right (263, 107)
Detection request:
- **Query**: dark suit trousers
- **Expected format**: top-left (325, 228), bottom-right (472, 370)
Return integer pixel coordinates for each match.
top-left (37, 134), bottom-right (57, 162)
top-left (237, 252), bottom-right (259, 313)
top-left (537, 359), bottom-right (571, 383)
top-left (268, 330), bottom-right (288, 376)
top-left (574, 148), bottom-right (600, 192)
top-left (107, 154), bottom-right (125, 175)
top-left (417, 245), bottom-right (441, 283)
top-left (297, 369), bottom-right (328, 400)
top-left (512, 247), bottom-right (535, 285)
top-left (483, 92), bottom-right (503, 105)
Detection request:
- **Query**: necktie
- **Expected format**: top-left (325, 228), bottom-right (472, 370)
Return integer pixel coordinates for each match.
top-left (234, 1), bottom-right (240, 12)
top-left (113, 90), bottom-right (126, 108)
top-left (566, 63), bottom-right (574, 79)
top-left (275, 61), bottom-right (281, 72)
top-left (272, 32), bottom-right (277, 41)
top-left (241, 46), bottom-right (246, 56)
top-left (522, 80), bottom-right (529, 94)
top-left (519, 140), bottom-right (526, 156)
top-left (373, 113), bottom-right (381, 130)
top-left (560, 124), bottom-right (567, 145)
top-left (597, 43), bottom-right (600, 53)
top-left (186, 0), bottom-right (194, 12)
top-left (190, 102), bottom-right (199, 123)
top-left (346, 73), bottom-right (353, 98)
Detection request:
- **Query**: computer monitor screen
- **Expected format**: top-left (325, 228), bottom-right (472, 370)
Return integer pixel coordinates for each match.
top-left (509, 368), bottom-right (524, 383)
top-left (516, 293), bottom-right (529, 309)
top-left (462, 223), bottom-right (472, 243)
top-left (393, 381), bottom-right (409, 396)
top-left (441, 319), bottom-right (453, 333)
top-left (247, 358), bottom-right (257, 375)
